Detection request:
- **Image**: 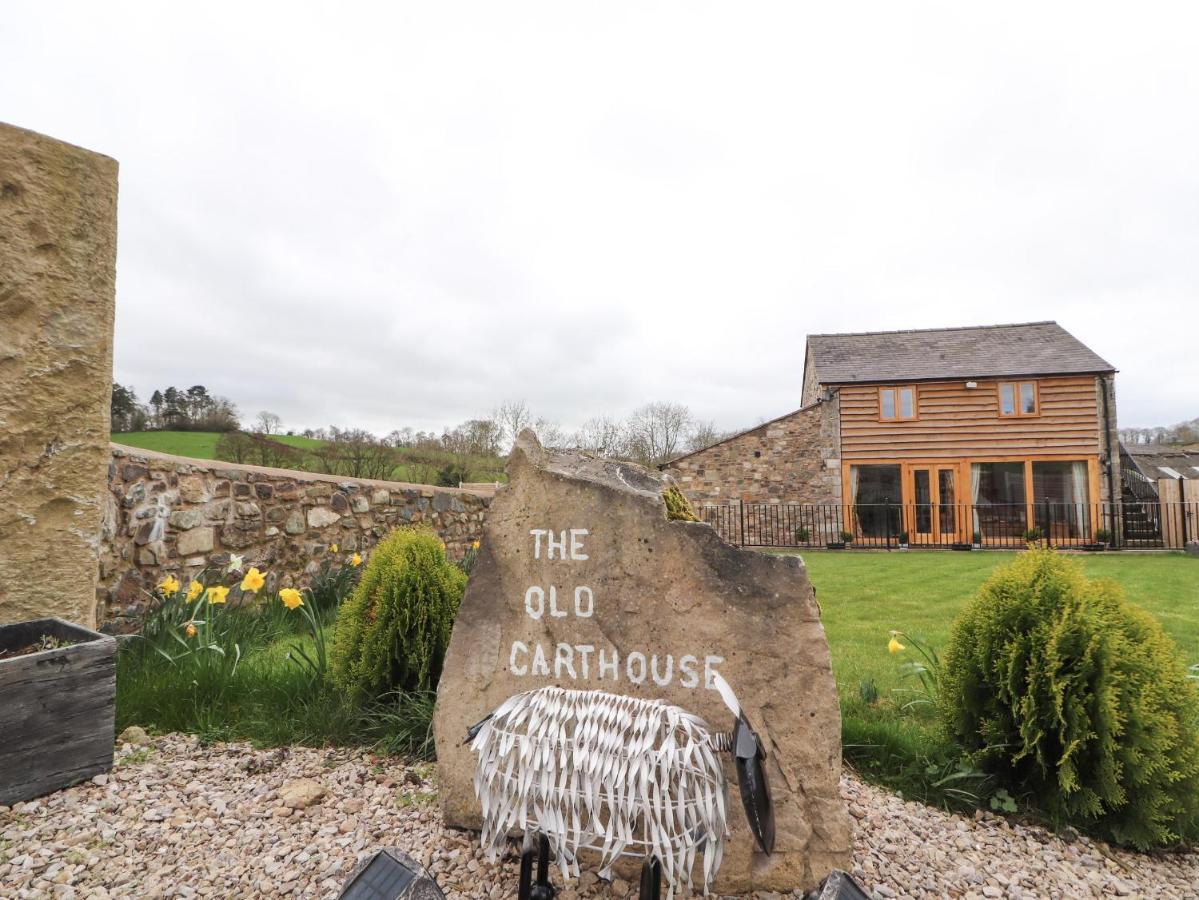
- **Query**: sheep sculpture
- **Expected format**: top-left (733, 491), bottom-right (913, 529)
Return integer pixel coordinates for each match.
top-left (465, 674), bottom-right (774, 900)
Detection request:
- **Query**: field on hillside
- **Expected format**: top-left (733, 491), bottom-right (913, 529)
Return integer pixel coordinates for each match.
top-left (112, 431), bottom-right (506, 485)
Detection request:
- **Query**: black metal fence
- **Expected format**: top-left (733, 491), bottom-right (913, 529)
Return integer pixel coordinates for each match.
top-left (696, 500), bottom-right (1198, 550)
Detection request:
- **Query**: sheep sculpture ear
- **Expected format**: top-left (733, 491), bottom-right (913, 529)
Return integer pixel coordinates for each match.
top-left (711, 673), bottom-right (776, 856)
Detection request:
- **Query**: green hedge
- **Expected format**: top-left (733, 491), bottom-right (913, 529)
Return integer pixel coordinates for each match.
top-left (330, 528), bottom-right (466, 698)
top-left (939, 549), bottom-right (1199, 848)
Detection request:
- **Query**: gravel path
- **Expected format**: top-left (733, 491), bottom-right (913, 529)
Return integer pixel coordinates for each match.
top-left (1, 735), bottom-right (1196, 899)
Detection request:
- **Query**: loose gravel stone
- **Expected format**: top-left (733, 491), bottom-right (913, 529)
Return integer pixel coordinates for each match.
top-left (0, 735), bottom-right (1195, 898)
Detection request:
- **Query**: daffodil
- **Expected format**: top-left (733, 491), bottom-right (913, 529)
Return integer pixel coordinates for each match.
top-left (206, 585), bottom-right (230, 605)
top-left (157, 575), bottom-right (181, 595)
top-left (240, 567), bottom-right (266, 593)
top-left (330, 543), bottom-right (339, 554)
top-left (186, 580), bottom-right (204, 602)
top-left (888, 634), bottom-right (906, 654)
top-left (185, 621), bottom-right (197, 638)
top-left (471, 540), bottom-right (480, 550)
top-left (279, 588), bottom-right (304, 610)
top-left (351, 552), bottom-right (363, 567)
top-left (226, 554), bottom-right (245, 574)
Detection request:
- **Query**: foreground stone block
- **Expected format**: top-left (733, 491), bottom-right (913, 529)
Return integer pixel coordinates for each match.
top-left (433, 431), bottom-right (851, 892)
top-left (0, 124), bottom-right (118, 627)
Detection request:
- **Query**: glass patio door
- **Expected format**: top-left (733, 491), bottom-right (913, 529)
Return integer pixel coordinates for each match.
top-left (908, 465), bottom-right (958, 544)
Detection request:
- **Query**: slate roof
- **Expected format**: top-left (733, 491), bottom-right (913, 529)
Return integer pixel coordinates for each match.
top-left (806, 321), bottom-right (1115, 385)
top-left (1123, 444), bottom-right (1199, 481)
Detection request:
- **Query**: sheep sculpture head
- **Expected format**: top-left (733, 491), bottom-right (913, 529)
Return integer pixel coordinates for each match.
top-left (464, 674), bottom-right (774, 900)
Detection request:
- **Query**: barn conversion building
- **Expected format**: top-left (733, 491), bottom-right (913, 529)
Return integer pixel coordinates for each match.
top-left (663, 322), bottom-right (1120, 547)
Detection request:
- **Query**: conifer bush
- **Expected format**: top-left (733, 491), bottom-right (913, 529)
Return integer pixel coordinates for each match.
top-left (331, 528), bottom-right (467, 698)
top-left (939, 548), bottom-right (1199, 849)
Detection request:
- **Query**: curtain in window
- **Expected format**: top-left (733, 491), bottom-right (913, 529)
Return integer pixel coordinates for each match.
top-left (971, 463), bottom-right (982, 537)
top-left (1071, 460), bottom-right (1089, 536)
top-left (849, 466), bottom-right (860, 535)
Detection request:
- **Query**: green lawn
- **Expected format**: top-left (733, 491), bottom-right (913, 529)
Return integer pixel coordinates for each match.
top-left (786, 549), bottom-right (1199, 805)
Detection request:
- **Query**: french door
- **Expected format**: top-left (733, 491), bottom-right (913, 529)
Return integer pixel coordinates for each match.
top-left (907, 465), bottom-right (959, 544)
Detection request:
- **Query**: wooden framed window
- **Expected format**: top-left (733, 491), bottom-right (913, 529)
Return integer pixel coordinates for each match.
top-left (998, 381), bottom-right (1038, 417)
top-left (879, 386), bottom-right (917, 421)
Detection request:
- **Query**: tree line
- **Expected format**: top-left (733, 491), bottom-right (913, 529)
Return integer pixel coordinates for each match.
top-left (1118, 417), bottom-right (1199, 447)
top-left (111, 383), bottom-right (239, 433)
top-left (112, 383), bottom-right (736, 483)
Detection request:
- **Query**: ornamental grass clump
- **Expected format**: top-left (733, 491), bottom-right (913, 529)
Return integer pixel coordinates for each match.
top-left (939, 548), bottom-right (1199, 849)
top-left (331, 527), bottom-right (467, 698)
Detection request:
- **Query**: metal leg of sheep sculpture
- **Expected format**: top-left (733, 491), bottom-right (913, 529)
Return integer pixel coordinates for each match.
top-left (464, 674), bottom-right (774, 900)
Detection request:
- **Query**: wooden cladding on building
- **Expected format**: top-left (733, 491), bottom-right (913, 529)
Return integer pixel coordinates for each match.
top-left (839, 376), bottom-right (1101, 460)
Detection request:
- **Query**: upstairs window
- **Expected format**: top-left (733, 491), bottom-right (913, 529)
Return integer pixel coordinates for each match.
top-left (879, 386), bottom-right (917, 421)
top-left (999, 381), bottom-right (1038, 417)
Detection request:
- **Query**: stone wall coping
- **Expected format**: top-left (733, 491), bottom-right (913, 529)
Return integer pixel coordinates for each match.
top-left (109, 443), bottom-right (497, 498)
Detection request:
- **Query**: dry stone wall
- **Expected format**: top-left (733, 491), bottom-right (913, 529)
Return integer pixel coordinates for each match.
top-left (99, 446), bottom-right (491, 632)
top-left (0, 124), bottom-right (118, 629)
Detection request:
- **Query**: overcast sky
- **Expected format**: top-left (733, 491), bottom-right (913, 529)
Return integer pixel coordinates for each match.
top-left (3, 2), bottom-right (1196, 434)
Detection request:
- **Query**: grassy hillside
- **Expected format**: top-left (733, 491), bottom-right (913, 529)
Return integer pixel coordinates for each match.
top-left (112, 431), bottom-right (505, 485)
top-left (112, 430), bottom-right (222, 458)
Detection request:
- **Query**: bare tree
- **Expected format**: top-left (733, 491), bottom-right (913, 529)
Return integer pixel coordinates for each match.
top-left (625, 402), bottom-right (693, 467)
top-left (572, 416), bottom-right (628, 457)
top-left (494, 399), bottom-right (532, 449)
top-left (255, 410), bottom-right (282, 435)
top-left (532, 417), bottom-right (567, 450)
top-left (686, 420), bottom-right (730, 453)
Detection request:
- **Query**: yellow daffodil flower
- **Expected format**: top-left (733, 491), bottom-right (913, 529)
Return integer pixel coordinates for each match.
top-left (185, 622), bottom-right (197, 638)
top-left (351, 553), bottom-right (363, 567)
top-left (157, 575), bottom-right (181, 595)
top-left (888, 636), bottom-right (906, 654)
top-left (330, 543), bottom-right (339, 553)
top-left (471, 540), bottom-right (480, 550)
top-left (240, 567), bottom-right (266, 593)
top-left (186, 580), bottom-right (204, 602)
top-left (206, 585), bottom-right (230, 605)
top-left (279, 588), bottom-right (304, 610)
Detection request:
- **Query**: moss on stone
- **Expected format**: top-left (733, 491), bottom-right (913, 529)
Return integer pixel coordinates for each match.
top-left (662, 485), bottom-right (699, 521)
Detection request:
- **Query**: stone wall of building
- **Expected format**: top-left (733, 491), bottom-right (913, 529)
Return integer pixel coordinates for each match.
top-left (98, 446), bottom-right (492, 632)
top-left (0, 124), bottom-right (118, 629)
top-left (663, 397), bottom-right (842, 506)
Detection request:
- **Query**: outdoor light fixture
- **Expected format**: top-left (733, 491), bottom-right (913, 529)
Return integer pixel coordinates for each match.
top-left (336, 848), bottom-right (445, 900)
top-left (806, 870), bottom-right (872, 899)
top-left (965, 381), bottom-right (978, 389)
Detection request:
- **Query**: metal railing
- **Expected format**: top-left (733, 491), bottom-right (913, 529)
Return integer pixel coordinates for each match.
top-left (696, 500), bottom-right (1198, 550)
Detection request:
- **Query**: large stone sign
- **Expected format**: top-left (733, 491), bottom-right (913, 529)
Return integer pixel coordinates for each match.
top-left (433, 431), bottom-right (851, 892)
top-left (0, 124), bottom-right (118, 627)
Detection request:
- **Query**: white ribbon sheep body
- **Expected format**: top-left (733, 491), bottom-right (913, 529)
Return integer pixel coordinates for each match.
top-left (469, 686), bottom-right (731, 897)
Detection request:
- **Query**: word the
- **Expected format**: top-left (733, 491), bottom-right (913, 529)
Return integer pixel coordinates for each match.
top-left (529, 529), bottom-right (589, 560)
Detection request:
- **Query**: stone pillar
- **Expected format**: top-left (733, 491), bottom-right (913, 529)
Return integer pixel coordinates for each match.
top-left (0, 123), bottom-right (118, 628)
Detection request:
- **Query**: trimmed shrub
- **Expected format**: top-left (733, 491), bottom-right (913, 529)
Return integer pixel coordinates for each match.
top-left (939, 548), bottom-right (1199, 848)
top-left (331, 528), bottom-right (467, 698)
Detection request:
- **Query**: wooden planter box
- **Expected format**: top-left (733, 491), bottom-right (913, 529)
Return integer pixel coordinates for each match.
top-left (0, 618), bottom-right (116, 805)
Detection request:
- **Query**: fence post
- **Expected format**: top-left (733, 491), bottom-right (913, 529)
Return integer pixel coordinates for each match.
top-left (1182, 476), bottom-right (1190, 546)
top-left (739, 498), bottom-right (746, 547)
top-left (1042, 497), bottom-right (1052, 548)
top-left (885, 497), bottom-right (892, 551)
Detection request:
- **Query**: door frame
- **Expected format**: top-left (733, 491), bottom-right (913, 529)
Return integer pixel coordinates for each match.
top-left (905, 463), bottom-right (962, 544)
